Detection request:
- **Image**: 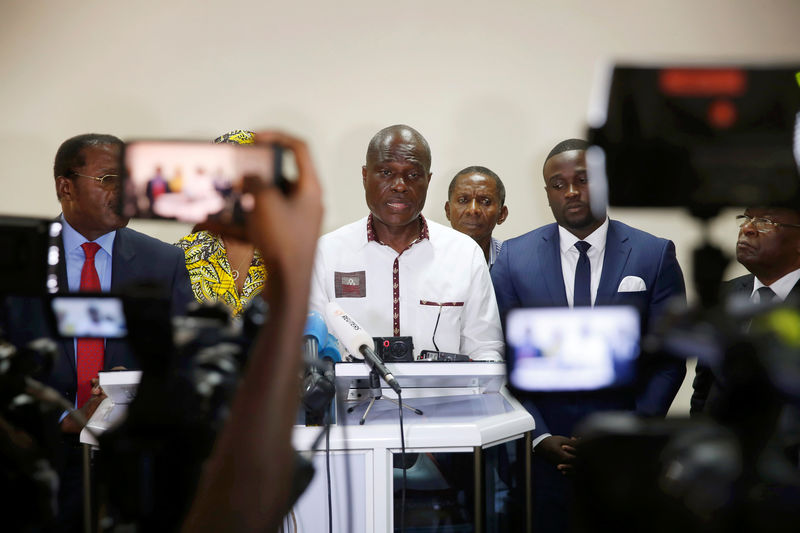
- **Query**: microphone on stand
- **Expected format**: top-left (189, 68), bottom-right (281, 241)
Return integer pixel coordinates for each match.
top-left (303, 310), bottom-right (327, 362)
top-left (301, 311), bottom-right (335, 419)
top-left (320, 333), bottom-right (342, 363)
top-left (324, 302), bottom-right (401, 394)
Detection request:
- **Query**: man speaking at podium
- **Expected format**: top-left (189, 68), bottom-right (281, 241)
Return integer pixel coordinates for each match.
top-left (309, 124), bottom-right (503, 361)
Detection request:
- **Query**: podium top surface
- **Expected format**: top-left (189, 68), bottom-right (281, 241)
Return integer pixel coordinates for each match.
top-left (334, 361), bottom-right (506, 394)
top-left (293, 387), bottom-right (534, 451)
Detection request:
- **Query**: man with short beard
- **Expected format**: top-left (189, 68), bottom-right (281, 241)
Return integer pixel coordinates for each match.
top-left (491, 138), bottom-right (687, 533)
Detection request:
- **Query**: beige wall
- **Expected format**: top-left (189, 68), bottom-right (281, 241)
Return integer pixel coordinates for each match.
top-left (2, 0), bottom-right (799, 414)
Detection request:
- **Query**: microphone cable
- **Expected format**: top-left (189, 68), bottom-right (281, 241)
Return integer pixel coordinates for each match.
top-left (325, 409), bottom-right (333, 533)
top-left (334, 388), bottom-right (355, 533)
top-left (431, 304), bottom-right (443, 352)
top-left (397, 391), bottom-right (407, 533)
top-left (306, 378), bottom-right (336, 533)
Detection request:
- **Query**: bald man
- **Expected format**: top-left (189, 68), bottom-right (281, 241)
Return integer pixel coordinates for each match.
top-left (309, 124), bottom-right (503, 361)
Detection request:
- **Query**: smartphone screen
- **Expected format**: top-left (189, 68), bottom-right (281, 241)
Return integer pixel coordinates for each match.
top-left (505, 306), bottom-right (640, 392)
top-left (120, 141), bottom-right (276, 224)
top-left (51, 295), bottom-right (127, 338)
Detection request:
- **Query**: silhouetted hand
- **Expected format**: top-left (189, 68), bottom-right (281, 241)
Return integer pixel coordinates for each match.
top-left (536, 435), bottom-right (579, 476)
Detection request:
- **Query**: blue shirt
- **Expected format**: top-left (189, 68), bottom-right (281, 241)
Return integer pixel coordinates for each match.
top-left (60, 215), bottom-right (116, 292)
top-left (59, 215), bottom-right (117, 418)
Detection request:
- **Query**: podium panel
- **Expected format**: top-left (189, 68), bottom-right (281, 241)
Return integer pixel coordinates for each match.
top-left (292, 362), bottom-right (534, 532)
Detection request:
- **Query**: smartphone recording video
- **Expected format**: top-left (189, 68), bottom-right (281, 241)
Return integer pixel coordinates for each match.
top-left (120, 140), bottom-right (280, 224)
top-left (505, 306), bottom-right (640, 392)
top-left (51, 295), bottom-right (127, 338)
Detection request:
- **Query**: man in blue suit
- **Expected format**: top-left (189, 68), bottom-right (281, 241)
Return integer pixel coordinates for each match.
top-left (491, 139), bottom-right (687, 532)
top-left (5, 133), bottom-right (192, 531)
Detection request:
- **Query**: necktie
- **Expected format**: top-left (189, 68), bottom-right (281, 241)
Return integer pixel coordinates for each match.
top-left (757, 286), bottom-right (776, 304)
top-left (76, 242), bottom-right (104, 408)
top-left (574, 241), bottom-right (591, 307)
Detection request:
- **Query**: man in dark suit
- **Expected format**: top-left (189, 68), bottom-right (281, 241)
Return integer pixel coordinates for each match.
top-left (6, 133), bottom-right (192, 531)
top-left (691, 206), bottom-right (800, 421)
top-left (491, 139), bottom-right (687, 533)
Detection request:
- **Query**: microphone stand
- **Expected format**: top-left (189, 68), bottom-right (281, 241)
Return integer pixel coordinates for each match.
top-left (347, 367), bottom-right (423, 425)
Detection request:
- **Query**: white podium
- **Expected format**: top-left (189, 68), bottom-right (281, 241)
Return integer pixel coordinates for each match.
top-left (291, 362), bottom-right (534, 533)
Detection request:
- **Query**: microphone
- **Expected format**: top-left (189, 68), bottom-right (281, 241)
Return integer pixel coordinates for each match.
top-left (320, 333), bottom-right (342, 363)
top-left (301, 310), bottom-right (335, 419)
top-left (324, 302), bottom-right (401, 394)
top-left (303, 310), bottom-right (328, 362)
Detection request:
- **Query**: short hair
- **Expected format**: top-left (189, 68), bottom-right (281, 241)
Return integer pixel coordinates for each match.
top-left (448, 166), bottom-right (506, 206)
top-left (365, 124), bottom-right (431, 172)
top-left (543, 138), bottom-right (589, 172)
top-left (54, 133), bottom-right (124, 180)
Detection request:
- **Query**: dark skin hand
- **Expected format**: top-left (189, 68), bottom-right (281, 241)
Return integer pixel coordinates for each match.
top-left (536, 435), bottom-right (579, 476)
top-left (182, 130), bottom-right (323, 533)
top-left (60, 367), bottom-right (126, 434)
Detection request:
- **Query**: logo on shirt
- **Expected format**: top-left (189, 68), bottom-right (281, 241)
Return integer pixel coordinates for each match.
top-left (335, 271), bottom-right (366, 298)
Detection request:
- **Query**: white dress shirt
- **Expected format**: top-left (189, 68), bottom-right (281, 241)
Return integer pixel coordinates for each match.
top-left (751, 267), bottom-right (800, 302)
top-left (557, 218), bottom-right (609, 307)
top-left (309, 216), bottom-right (504, 361)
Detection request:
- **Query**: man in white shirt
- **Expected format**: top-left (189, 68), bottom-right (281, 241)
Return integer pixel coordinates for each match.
top-left (309, 124), bottom-right (503, 361)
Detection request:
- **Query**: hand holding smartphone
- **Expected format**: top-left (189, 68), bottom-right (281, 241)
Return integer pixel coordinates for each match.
top-left (120, 140), bottom-right (292, 225)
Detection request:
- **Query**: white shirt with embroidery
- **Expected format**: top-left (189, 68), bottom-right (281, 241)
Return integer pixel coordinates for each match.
top-left (309, 216), bottom-right (504, 361)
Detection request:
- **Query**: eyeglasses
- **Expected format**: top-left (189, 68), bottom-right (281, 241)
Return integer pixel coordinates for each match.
top-left (72, 172), bottom-right (120, 187)
top-left (736, 214), bottom-right (800, 233)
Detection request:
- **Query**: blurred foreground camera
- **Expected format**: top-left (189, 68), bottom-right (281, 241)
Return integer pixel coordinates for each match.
top-left (587, 64), bottom-right (800, 217)
top-left (97, 294), bottom-right (268, 531)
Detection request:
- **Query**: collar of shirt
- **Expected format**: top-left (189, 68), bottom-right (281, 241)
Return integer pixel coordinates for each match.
top-left (366, 213), bottom-right (430, 251)
top-left (751, 267), bottom-right (800, 302)
top-left (489, 237), bottom-right (503, 267)
top-left (60, 214), bottom-right (116, 292)
top-left (557, 217), bottom-right (610, 307)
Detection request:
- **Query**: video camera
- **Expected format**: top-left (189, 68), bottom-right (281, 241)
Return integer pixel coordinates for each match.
top-left (563, 63), bottom-right (800, 531)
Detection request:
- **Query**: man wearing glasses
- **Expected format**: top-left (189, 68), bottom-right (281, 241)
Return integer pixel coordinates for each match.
top-left (691, 206), bottom-right (800, 416)
top-left (35, 133), bottom-right (191, 530)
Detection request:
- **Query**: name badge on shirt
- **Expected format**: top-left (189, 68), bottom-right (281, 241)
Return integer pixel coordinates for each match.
top-left (335, 271), bottom-right (366, 298)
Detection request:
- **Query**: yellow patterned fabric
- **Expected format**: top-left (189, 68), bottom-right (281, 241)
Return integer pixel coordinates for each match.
top-left (175, 231), bottom-right (265, 317)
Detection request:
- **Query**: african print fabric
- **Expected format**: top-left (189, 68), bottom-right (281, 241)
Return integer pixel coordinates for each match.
top-left (175, 231), bottom-right (265, 317)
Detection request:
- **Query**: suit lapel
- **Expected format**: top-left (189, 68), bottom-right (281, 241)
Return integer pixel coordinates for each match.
top-left (110, 228), bottom-right (136, 291)
top-left (539, 225), bottom-right (568, 306)
top-left (55, 234), bottom-right (77, 375)
top-left (596, 220), bottom-right (631, 305)
top-left (108, 228), bottom-right (136, 367)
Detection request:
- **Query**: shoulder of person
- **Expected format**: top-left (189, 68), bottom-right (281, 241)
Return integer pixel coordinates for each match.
top-left (426, 219), bottom-right (485, 256)
top-left (608, 219), bottom-right (672, 247)
top-left (317, 217), bottom-right (368, 249)
top-left (118, 226), bottom-right (184, 257)
top-left (502, 222), bottom-right (559, 250)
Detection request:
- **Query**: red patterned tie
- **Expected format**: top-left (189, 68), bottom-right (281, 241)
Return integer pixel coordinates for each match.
top-left (76, 242), bottom-right (104, 408)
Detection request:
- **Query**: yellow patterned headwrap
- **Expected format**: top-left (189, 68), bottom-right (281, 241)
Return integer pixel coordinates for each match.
top-left (213, 129), bottom-right (255, 145)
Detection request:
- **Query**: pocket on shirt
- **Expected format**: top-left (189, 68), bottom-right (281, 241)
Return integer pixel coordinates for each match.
top-left (416, 300), bottom-right (464, 354)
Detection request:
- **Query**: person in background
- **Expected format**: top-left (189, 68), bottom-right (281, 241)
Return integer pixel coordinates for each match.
top-left (491, 138), bottom-right (687, 533)
top-left (444, 165), bottom-right (508, 267)
top-left (308, 124), bottom-right (503, 361)
top-left (182, 130), bottom-right (323, 532)
top-left (175, 130), bottom-right (266, 317)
